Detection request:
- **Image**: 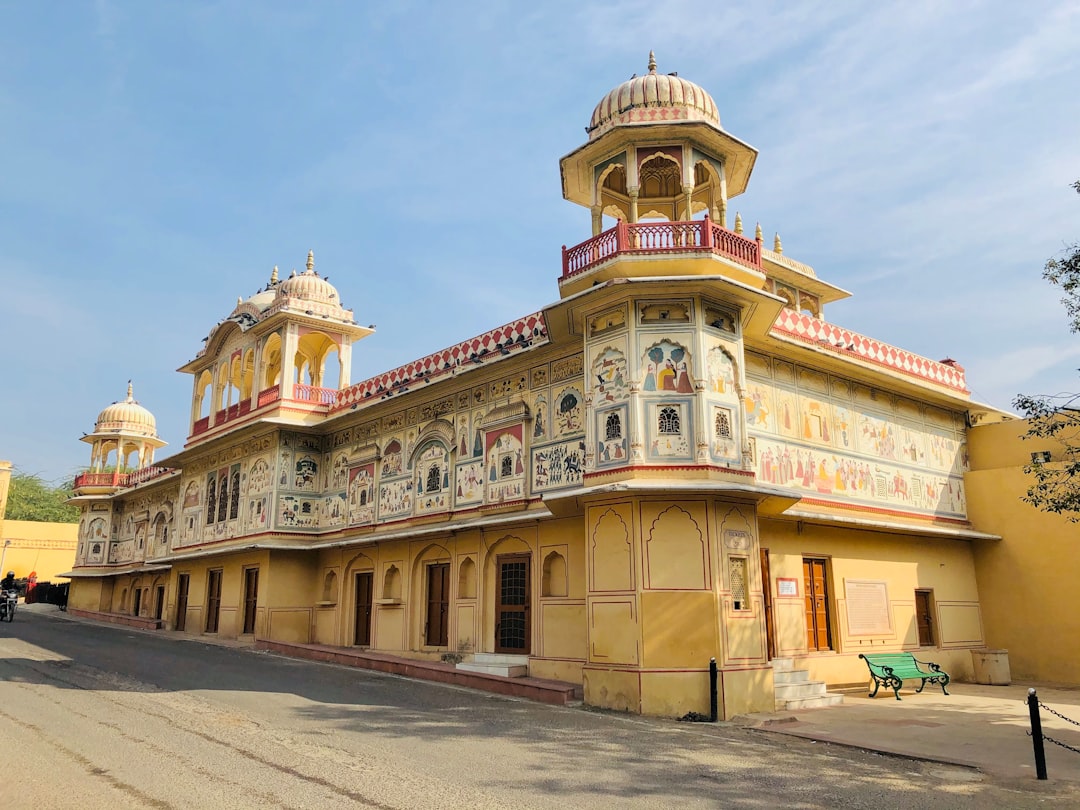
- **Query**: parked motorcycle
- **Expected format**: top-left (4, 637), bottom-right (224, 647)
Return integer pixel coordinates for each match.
top-left (0, 589), bottom-right (17, 622)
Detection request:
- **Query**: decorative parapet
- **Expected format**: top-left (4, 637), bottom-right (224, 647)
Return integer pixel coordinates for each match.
top-left (770, 309), bottom-right (969, 393)
top-left (561, 218), bottom-right (762, 279)
top-left (332, 312), bottom-right (549, 412)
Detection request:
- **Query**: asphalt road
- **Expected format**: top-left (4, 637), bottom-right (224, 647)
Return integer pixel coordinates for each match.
top-left (0, 610), bottom-right (1072, 809)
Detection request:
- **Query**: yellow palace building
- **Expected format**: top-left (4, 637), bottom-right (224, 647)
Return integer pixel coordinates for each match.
top-left (67, 55), bottom-right (1055, 718)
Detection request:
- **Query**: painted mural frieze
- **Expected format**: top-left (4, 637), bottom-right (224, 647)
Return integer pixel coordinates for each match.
top-left (550, 354), bottom-right (584, 383)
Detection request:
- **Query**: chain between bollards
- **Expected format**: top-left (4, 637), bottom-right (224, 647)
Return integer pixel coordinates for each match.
top-left (1028, 687), bottom-right (1048, 780)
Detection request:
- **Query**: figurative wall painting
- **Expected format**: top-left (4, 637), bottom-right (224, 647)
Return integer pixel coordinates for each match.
top-left (596, 406), bottom-right (628, 466)
top-left (381, 439), bottom-right (403, 478)
top-left (532, 440), bottom-right (585, 492)
top-left (322, 492), bottom-right (347, 527)
top-left (414, 442), bottom-right (450, 514)
top-left (182, 481), bottom-right (200, 509)
top-left (648, 402), bottom-right (692, 459)
top-left (245, 495), bottom-right (269, 532)
top-left (279, 495), bottom-right (319, 529)
top-left (532, 394), bottom-right (547, 441)
top-left (746, 356), bottom-right (970, 519)
top-left (247, 458), bottom-right (270, 495)
top-left (330, 452), bottom-right (349, 490)
top-left (553, 388), bottom-right (583, 438)
top-left (347, 463), bottom-right (376, 525)
top-left (591, 348), bottom-right (629, 404)
top-left (294, 455), bottom-right (318, 491)
top-left (711, 406), bottom-right (738, 462)
top-left (378, 478), bottom-right (413, 519)
top-left (642, 341), bottom-right (694, 393)
top-left (706, 346), bottom-right (737, 396)
top-left (454, 461), bottom-right (484, 505)
top-left (485, 427), bottom-right (525, 503)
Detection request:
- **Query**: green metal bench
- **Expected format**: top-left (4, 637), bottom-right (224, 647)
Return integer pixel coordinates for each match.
top-left (859, 652), bottom-right (951, 700)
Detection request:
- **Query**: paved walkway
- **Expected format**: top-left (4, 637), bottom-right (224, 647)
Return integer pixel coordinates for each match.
top-left (737, 681), bottom-right (1080, 783)
top-left (26, 603), bottom-right (1080, 784)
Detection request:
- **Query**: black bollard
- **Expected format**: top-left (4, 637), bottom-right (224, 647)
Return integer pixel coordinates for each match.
top-left (709, 657), bottom-right (718, 722)
top-left (1028, 688), bottom-right (1048, 780)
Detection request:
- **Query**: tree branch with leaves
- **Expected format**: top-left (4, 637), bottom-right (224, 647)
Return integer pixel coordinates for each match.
top-left (1012, 180), bottom-right (1080, 520)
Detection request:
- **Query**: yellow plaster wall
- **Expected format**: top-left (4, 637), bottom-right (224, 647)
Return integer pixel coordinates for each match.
top-left (0, 519), bottom-right (78, 581)
top-left (967, 419), bottom-right (1080, 683)
top-left (761, 518), bottom-right (982, 685)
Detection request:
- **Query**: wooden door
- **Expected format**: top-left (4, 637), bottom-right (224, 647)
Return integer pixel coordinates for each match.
top-left (495, 554), bottom-right (531, 654)
top-left (915, 589), bottom-right (935, 646)
top-left (760, 548), bottom-right (776, 661)
top-left (206, 569), bottom-right (223, 633)
top-left (175, 574), bottom-right (189, 631)
top-left (425, 563), bottom-right (450, 647)
top-left (242, 568), bottom-right (259, 635)
top-left (132, 587), bottom-right (142, 617)
top-left (154, 586), bottom-right (165, 620)
top-left (354, 572), bottom-right (374, 646)
top-left (803, 558), bottom-right (831, 651)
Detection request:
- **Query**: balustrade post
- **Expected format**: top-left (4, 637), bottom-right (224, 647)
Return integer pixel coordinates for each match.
top-left (561, 245), bottom-right (568, 277)
top-left (702, 214), bottom-right (714, 249)
top-left (755, 229), bottom-right (764, 268)
top-left (616, 219), bottom-right (629, 253)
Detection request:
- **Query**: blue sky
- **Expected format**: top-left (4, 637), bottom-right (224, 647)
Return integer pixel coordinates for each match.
top-left (2, 1), bottom-right (1079, 484)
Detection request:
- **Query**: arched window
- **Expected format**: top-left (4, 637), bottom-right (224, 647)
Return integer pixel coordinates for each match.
top-left (500, 455), bottom-right (513, 478)
top-left (217, 473), bottom-right (229, 523)
top-left (426, 464), bottom-right (441, 493)
top-left (605, 412), bottom-right (622, 440)
top-left (229, 469), bottom-right (241, 519)
top-left (658, 407), bottom-right (681, 434)
top-left (206, 478), bottom-right (217, 525)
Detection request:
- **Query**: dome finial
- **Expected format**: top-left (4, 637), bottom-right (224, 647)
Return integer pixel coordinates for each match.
top-left (648, 50), bottom-right (657, 74)
top-left (270, 266), bottom-right (279, 284)
top-left (755, 222), bottom-right (763, 241)
top-left (734, 212), bottom-right (743, 235)
top-left (126, 380), bottom-right (134, 402)
top-left (774, 233), bottom-right (783, 254)
top-left (307, 250), bottom-right (314, 273)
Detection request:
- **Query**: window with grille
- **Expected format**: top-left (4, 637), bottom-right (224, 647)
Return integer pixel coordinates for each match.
top-left (730, 556), bottom-right (748, 610)
top-left (229, 468), bottom-right (241, 520)
top-left (605, 412), bottom-right (622, 440)
top-left (715, 409), bottom-right (732, 439)
top-left (217, 474), bottom-right (229, 523)
top-left (500, 455), bottom-right (513, 478)
top-left (426, 463), bottom-right (441, 493)
top-left (206, 478), bottom-right (217, 525)
top-left (658, 406), bottom-right (681, 434)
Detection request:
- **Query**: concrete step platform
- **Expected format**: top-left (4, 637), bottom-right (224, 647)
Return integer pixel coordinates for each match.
top-left (773, 669), bottom-right (810, 685)
top-left (775, 680), bottom-right (831, 700)
top-left (256, 639), bottom-right (582, 705)
top-left (775, 693), bottom-right (846, 711)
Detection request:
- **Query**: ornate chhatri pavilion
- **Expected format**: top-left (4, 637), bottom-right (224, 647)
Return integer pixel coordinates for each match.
top-left (67, 54), bottom-right (1039, 718)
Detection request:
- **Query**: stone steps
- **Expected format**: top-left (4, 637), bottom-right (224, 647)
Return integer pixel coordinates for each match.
top-left (456, 652), bottom-right (529, 678)
top-left (771, 657), bottom-right (845, 711)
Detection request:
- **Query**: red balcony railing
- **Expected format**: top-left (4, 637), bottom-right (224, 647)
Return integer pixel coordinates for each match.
top-left (74, 466), bottom-right (172, 490)
top-left (561, 217), bottom-right (762, 279)
top-left (257, 385), bottom-right (280, 408)
top-left (292, 384), bottom-right (337, 405)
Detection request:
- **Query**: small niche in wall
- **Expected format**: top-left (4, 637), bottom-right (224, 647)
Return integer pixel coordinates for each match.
top-left (541, 550), bottom-right (567, 598)
top-left (639, 301), bottom-right (690, 324)
top-left (458, 557), bottom-right (476, 599)
top-left (383, 565), bottom-right (401, 601)
top-left (320, 570), bottom-right (338, 604)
